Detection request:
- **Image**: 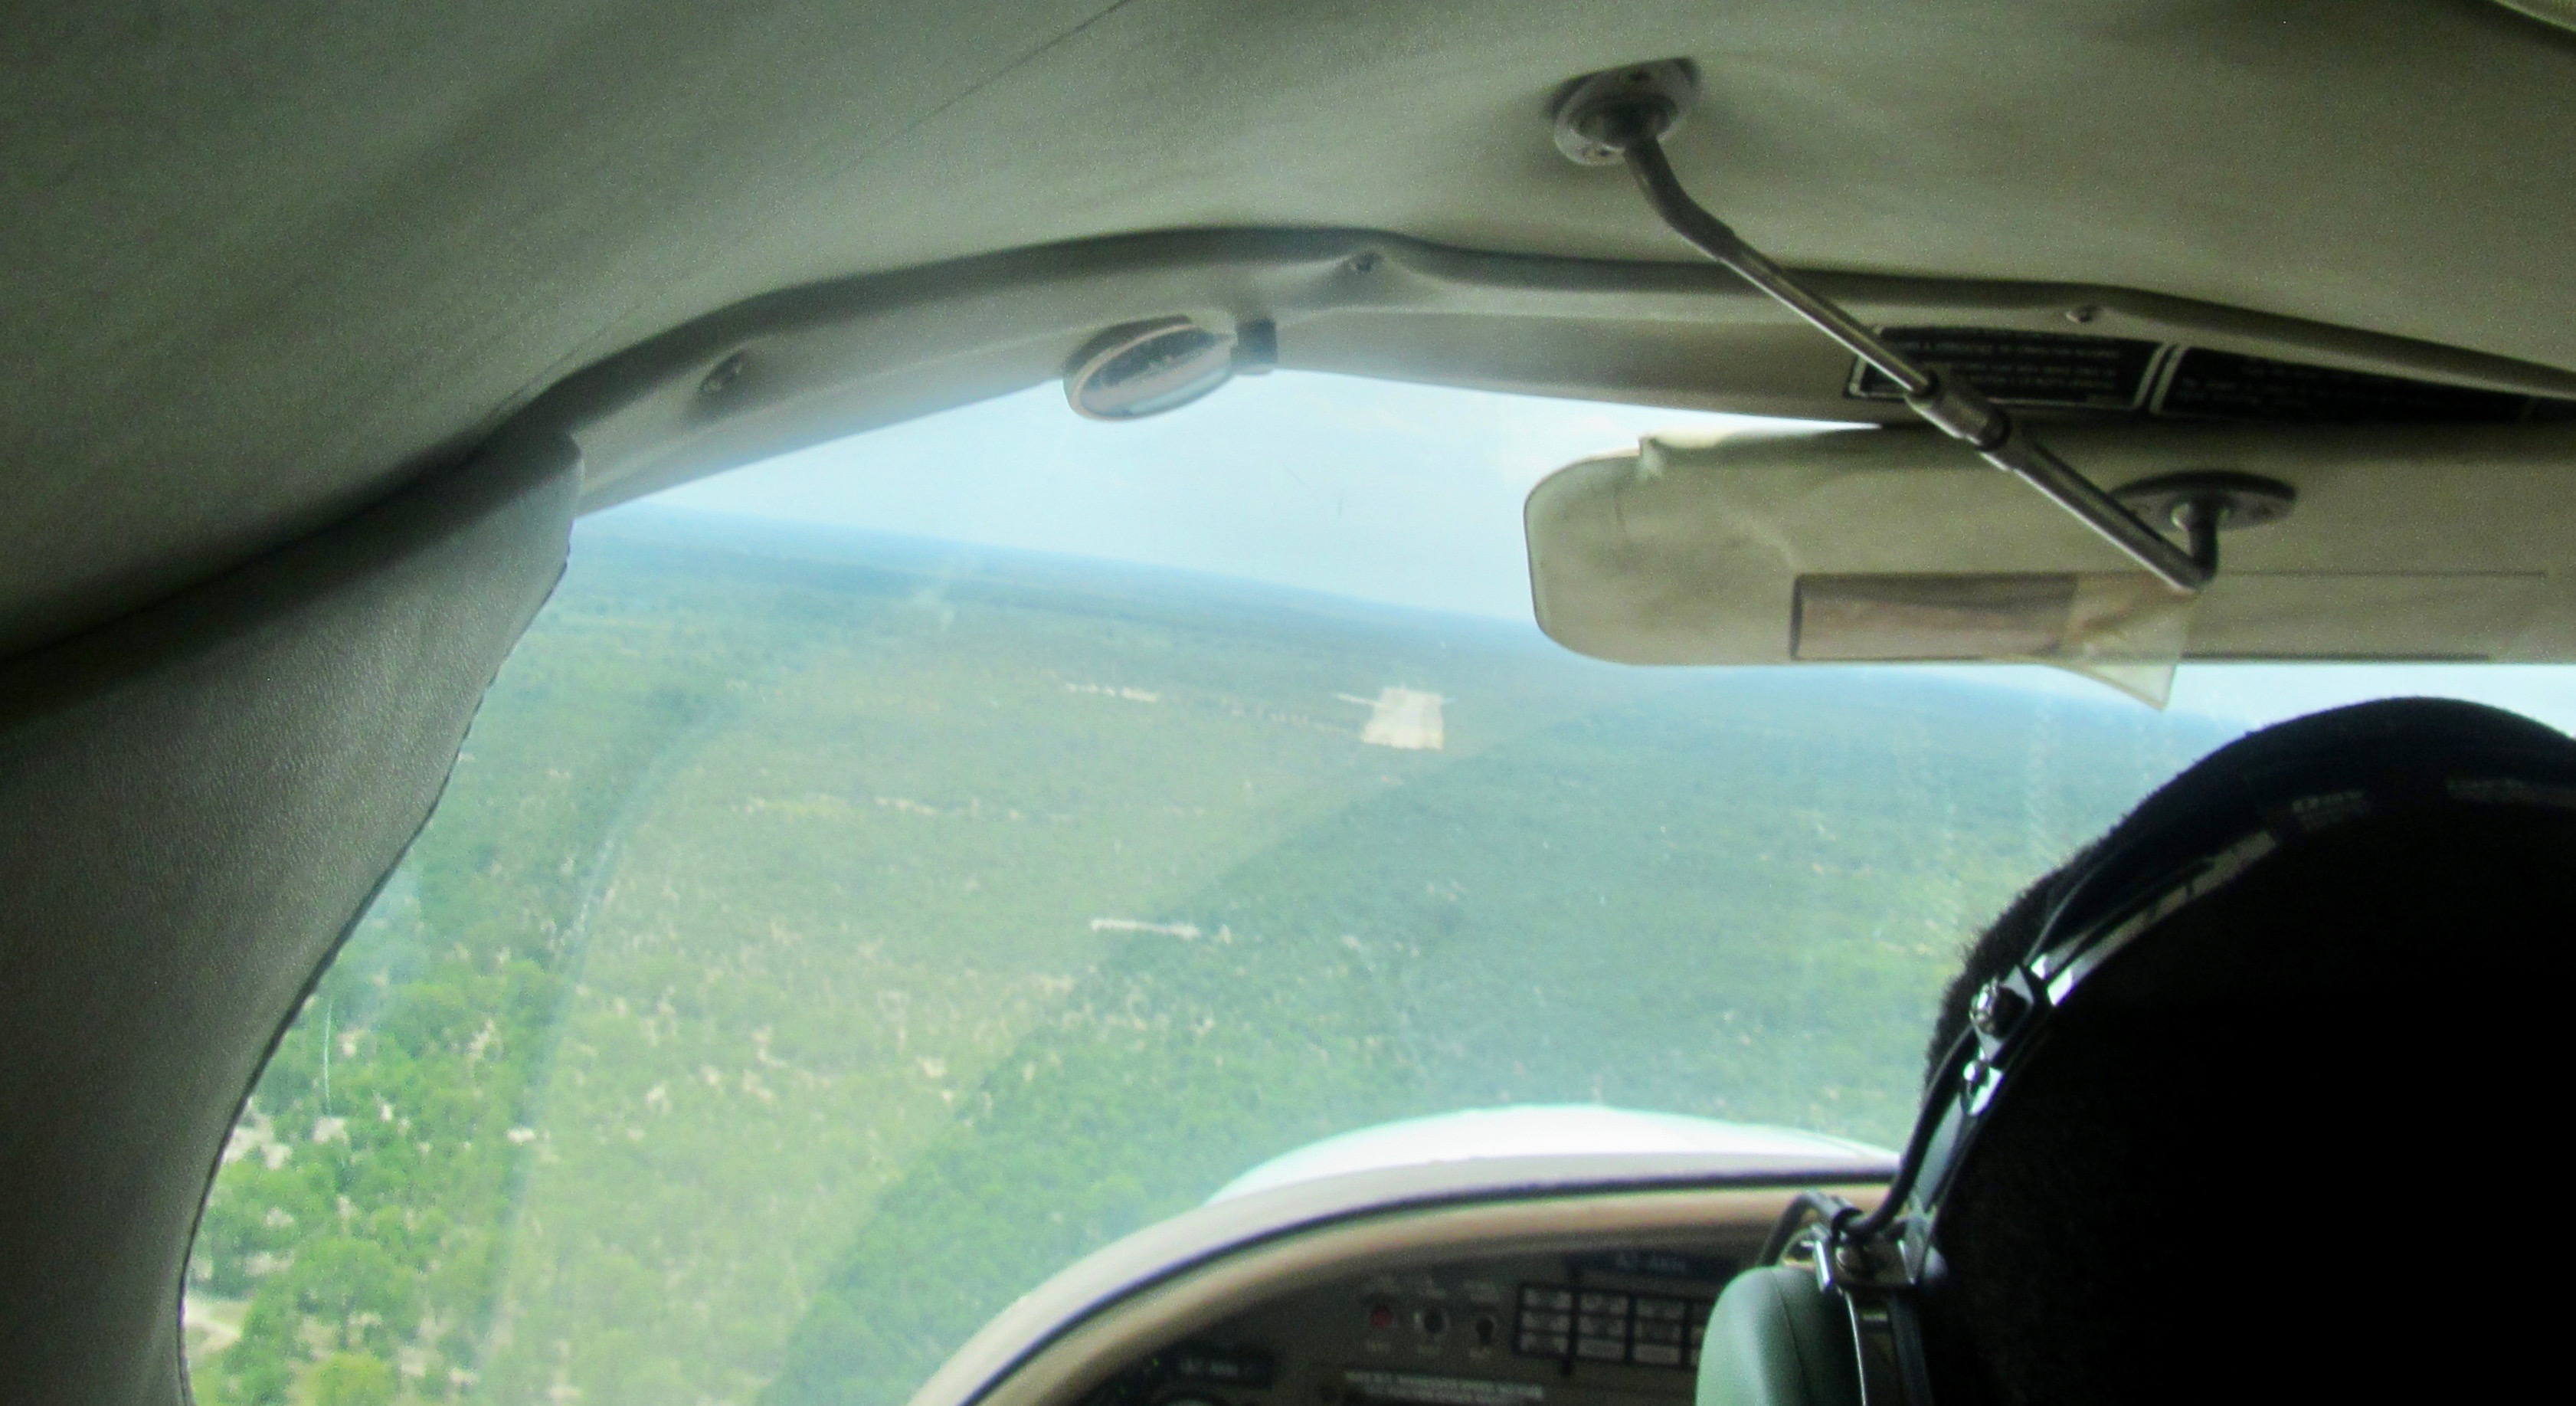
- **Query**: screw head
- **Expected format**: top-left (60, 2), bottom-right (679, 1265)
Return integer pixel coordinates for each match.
top-left (699, 351), bottom-right (747, 396)
top-left (1968, 978), bottom-right (2029, 1041)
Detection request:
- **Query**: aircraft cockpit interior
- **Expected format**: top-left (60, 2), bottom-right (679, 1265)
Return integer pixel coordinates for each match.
top-left (8, 7), bottom-right (2575, 1406)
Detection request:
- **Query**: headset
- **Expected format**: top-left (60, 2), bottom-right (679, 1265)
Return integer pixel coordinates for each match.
top-left (1694, 699), bottom-right (2576, 1406)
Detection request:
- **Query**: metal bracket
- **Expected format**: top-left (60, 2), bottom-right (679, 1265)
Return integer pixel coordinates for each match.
top-left (2113, 471), bottom-right (2296, 576)
top-left (1552, 61), bottom-right (1701, 165)
top-left (1809, 1221), bottom-right (1938, 1406)
top-left (1553, 62), bottom-right (2218, 593)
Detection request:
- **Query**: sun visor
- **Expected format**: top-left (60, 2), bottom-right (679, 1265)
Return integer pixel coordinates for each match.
top-left (1527, 422), bottom-right (2576, 684)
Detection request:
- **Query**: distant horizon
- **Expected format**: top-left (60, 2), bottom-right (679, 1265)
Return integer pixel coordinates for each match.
top-left (636, 372), bottom-right (2576, 736)
top-left (584, 499), bottom-right (1546, 624)
top-left (591, 497), bottom-right (2576, 739)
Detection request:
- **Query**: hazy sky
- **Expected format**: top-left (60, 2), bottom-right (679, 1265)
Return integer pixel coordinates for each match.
top-left (646, 370), bottom-right (2576, 733)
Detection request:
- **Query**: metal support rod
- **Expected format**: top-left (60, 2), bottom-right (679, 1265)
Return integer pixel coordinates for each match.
top-left (1618, 133), bottom-right (2211, 593)
top-left (2174, 497), bottom-right (2225, 576)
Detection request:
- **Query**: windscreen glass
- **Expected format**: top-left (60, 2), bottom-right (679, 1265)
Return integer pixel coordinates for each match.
top-left (185, 372), bottom-right (2576, 1406)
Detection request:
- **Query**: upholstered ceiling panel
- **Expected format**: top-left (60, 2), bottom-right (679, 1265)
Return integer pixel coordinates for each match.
top-left (0, 434), bottom-right (574, 1406)
top-left (4, 0), bottom-right (2571, 655)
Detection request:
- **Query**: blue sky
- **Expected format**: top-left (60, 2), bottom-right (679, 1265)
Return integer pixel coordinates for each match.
top-left (644, 370), bottom-right (2576, 733)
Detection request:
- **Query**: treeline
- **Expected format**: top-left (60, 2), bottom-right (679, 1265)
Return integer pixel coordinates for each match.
top-left (764, 674), bottom-right (2226, 1406)
top-left (187, 512), bottom-right (2231, 1406)
top-left (188, 529), bottom-right (844, 1405)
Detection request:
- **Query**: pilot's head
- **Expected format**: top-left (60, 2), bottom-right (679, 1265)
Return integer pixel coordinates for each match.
top-left (1920, 697), bottom-right (2576, 1406)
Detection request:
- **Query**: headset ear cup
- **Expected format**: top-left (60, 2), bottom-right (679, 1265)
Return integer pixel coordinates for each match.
top-left (1697, 1267), bottom-right (1861, 1406)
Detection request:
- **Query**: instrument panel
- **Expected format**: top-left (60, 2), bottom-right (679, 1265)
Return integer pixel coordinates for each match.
top-left (1085, 1247), bottom-right (1737, 1406)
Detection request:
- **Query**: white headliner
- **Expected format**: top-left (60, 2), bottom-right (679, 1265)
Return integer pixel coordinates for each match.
top-left (9, 1), bottom-right (2576, 657)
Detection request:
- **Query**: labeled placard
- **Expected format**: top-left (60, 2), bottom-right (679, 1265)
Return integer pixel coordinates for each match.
top-left (1848, 328), bottom-right (2162, 409)
top-left (1848, 327), bottom-right (2570, 424)
top-left (1344, 1372), bottom-right (1546, 1406)
top-left (2155, 349), bottom-right (2534, 423)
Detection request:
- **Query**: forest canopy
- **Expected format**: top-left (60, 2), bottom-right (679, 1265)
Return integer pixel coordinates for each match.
top-left (187, 509), bottom-right (2227, 1406)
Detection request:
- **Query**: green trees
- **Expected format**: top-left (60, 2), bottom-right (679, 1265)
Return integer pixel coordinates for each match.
top-left (186, 512), bottom-right (2234, 1406)
top-left (189, 523), bottom-right (824, 1404)
top-left (310, 1353), bottom-right (398, 1406)
top-left (763, 672), bottom-right (2224, 1406)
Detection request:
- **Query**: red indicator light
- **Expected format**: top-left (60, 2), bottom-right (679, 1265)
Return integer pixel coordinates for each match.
top-left (1368, 1303), bottom-right (1396, 1332)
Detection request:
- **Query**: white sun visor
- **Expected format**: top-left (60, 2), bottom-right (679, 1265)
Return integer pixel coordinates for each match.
top-left (1525, 421), bottom-right (2576, 692)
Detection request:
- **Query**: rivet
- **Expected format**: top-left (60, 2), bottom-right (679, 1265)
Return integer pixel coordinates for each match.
top-left (1344, 251), bottom-right (1381, 276)
top-left (2064, 305), bottom-right (2103, 325)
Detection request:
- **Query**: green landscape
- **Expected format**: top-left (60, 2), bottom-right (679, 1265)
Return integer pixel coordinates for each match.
top-left (185, 506), bottom-right (2233, 1406)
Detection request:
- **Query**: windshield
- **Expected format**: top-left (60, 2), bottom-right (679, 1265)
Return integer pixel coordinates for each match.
top-left (185, 372), bottom-right (2576, 1406)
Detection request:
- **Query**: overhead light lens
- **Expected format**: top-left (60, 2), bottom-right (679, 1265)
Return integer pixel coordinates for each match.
top-left (1065, 318), bottom-right (1237, 421)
